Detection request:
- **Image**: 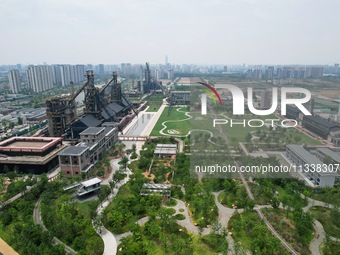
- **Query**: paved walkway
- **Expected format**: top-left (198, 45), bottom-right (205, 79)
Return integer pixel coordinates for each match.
top-left (301, 193), bottom-right (338, 254)
top-left (309, 219), bottom-right (325, 255)
top-left (302, 195), bottom-right (334, 212)
top-left (0, 188), bottom-right (29, 209)
top-left (213, 191), bottom-right (244, 255)
top-left (101, 158), bottom-right (121, 185)
top-left (94, 171), bottom-right (131, 255)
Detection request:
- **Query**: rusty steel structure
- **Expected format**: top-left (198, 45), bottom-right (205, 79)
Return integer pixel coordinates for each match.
top-left (46, 70), bottom-right (136, 137)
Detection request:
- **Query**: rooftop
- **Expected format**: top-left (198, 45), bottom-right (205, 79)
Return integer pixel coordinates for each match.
top-left (155, 144), bottom-right (177, 155)
top-left (80, 127), bottom-right (105, 136)
top-left (287, 144), bottom-right (335, 176)
top-left (316, 147), bottom-right (340, 163)
top-left (286, 105), bottom-right (301, 113)
top-left (156, 144), bottom-right (177, 148)
top-left (81, 177), bottom-right (102, 187)
top-left (171, 91), bottom-right (190, 94)
top-left (142, 183), bottom-right (172, 189)
top-left (59, 146), bottom-right (88, 156)
top-left (303, 115), bottom-right (339, 129)
top-left (0, 137), bottom-right (63, 153)
top-left (78, 114), bottom-right (102, 128)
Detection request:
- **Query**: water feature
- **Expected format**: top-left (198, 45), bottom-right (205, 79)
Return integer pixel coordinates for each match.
top-left (125, 113), bottom-right (155, 136)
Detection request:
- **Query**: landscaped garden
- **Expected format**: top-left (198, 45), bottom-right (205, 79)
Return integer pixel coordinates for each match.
top-left (262, 208), bottom-right (314, 255)
top-left (228, 211), bottom-right (290, 255)
top-left (309, 206), bottom-right (340, 239)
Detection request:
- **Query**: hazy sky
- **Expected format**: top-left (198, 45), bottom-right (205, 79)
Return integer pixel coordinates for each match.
top-left (1, 0), bottom-right (340, 65)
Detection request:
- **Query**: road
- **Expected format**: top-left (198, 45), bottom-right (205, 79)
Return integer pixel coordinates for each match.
top-left (33, 198), bottom-right (77, 254)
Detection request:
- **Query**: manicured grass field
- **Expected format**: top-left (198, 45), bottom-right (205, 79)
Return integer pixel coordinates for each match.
top-left (151, 106), bottom-right (322, 146)
top-left (150, 106), bottom-right (191, 136)
top-left (146, 103), bottom-right (162, 112)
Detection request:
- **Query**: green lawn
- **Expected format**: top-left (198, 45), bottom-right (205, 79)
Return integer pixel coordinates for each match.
top-left (151, 107), bottom-right (191, 136)
top-left (146, 103), bottom-right (162, 112)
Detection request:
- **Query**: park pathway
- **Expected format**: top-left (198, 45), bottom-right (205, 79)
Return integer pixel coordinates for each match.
top-left (238, 169), bottom-right (299, 255)
top-left (33, 198), bottom-right (77, 254)
top-left (213, 191), bottom-right (244, 255)
top-left (93, 164), bottom-right (132, 255)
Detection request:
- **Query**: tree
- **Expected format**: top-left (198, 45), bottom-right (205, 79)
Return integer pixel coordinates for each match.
top-left (131, 144), bottom-right (136, 153)
top-left (109, 179), bottom-right (116, 192)
top-left (271, 196), bottom-right (280, 209)
top-left (93, 215), bottom-right (103, 233)
top-left (119, 156), bottom-right (129, 171)
top-left (17, 117), bottom-right (23, 125)
top-left (211, 221), bottom-right (222, 235)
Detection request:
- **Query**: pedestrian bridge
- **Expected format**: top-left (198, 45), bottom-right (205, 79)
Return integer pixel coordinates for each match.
top-left (118, 135), bottom-right (149, 141)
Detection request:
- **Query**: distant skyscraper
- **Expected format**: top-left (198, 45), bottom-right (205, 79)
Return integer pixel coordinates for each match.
top-left (8, 69), bottom-right (21, 93)
top-left (58, 65), bottom-right (86, 87)
top-left (155, 69), bottom-right (162, 80)
top-left (98, 64), bottom-right (104, 75)
top-left (26, 65), bottom-right (53, 93)
top-left (167, 69), bottom-right (174, 79)
top-left (165, 55), bottom-right (168, 66)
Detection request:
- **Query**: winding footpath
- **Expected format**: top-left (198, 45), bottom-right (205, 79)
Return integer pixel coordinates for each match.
top-left (93, 166), bottom-right (131, 255)
top-left (33, 198), bottom-right (77, 254)
top-left (213, 191), bottom-right (245, 255)
top-left (302, 194), bottom-right (337, 255)
top-left (238, 170), bottom-right (299, 255)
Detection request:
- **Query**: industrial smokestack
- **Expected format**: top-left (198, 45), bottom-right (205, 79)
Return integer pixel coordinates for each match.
top-left (86, 70), bottom-right (94, 76)
top-left (70, 81), bottom-right (74, 97)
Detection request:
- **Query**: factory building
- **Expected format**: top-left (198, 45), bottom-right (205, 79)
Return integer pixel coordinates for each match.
top-left (170, 91), bottom-right (190, 105)
top-left (302, 115), bottom-right (340, 139)
top-left (58, 124), bottom-right (118, 177)
top-left (47, 70), bottom-right (137, 138)
top-left (0, 137), bottom-right (65, 174)
top-left (286, 144), bottom-right (336, 188)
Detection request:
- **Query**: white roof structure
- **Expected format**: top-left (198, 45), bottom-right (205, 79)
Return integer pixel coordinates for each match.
top-left (140, 183), bottom-right (172, 196)
top-left (81, 177), bottom-right (102, 187)
top-left (154, 144), bottom-right (177, 155)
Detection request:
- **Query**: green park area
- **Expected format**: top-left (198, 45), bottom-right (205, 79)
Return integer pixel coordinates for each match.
top-left (150, 107), bottom-right (322, 148)
top-left (309, 188), bottom-right (340, 206)
top-left (309, 206), bottom-right (340, 239)
top-left (40, 181), bottom-right (106, 255)
top-left (151, 107), bottom-right (191, 136)
top-left (228, 211), bottom-right (290, 255)
top-left (0, 178), bottom-right (103, 255)
top-left (103, 143), bottom-right (222, 254)
top-left (146, 94), bottom-right (165, 112)
top-left (262, 208), bottom-right (313, 254)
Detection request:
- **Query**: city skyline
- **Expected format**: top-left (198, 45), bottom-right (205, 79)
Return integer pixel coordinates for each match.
top-left (1, 0), bottom-right (340, 65)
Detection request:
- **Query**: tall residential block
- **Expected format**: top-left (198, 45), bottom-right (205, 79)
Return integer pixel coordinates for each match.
top-left (26, 65), bottom-right (53, 93)
top-left (8, 69), bottom-right (21, 93)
